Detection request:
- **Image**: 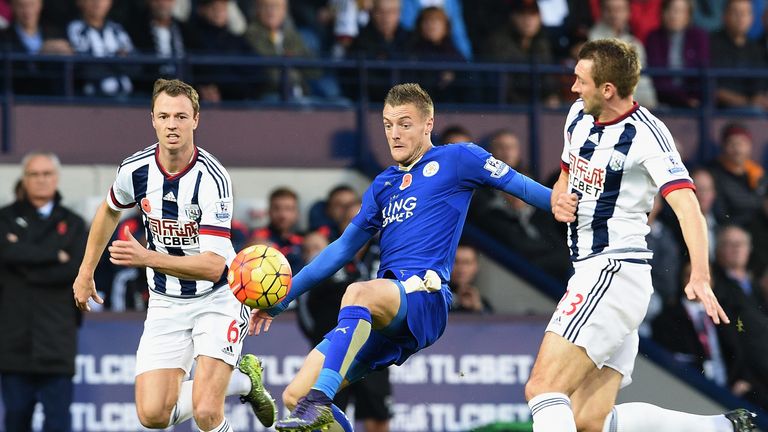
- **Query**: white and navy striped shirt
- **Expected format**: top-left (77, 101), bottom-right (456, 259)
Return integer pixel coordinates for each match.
top-left (107, 144), bottom-right (235, 298)
top-left (561, 100), bottom-right (695, 261)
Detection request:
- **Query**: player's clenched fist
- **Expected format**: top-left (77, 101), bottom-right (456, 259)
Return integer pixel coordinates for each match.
top-left (553, 192), bottom-right (578, 223)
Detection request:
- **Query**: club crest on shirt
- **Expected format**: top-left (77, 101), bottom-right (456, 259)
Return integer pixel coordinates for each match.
top-left (214, 201), bottom-right (231, 221)
top-left (423, 161), bottom-right (440, 177)
top-left (399, 173), bottom-right (413, 190)
top-left (608, 151), bottom-right (626, 171)
top-left (184, 204), bottom-right (201, 221)
top-left (483, 156), bottom-right (510, 178)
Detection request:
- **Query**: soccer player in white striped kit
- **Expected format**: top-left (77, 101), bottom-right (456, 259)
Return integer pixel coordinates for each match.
top-left (524, 39), bottom-right (757, 432)
top-left (73, 79), bottom-right (276, 432)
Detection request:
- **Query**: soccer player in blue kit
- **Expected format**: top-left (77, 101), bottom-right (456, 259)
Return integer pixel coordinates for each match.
top-left (249, 83), bottom-right (553, 431)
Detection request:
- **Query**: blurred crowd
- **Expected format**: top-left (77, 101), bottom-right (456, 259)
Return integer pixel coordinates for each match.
top-left (3, 0), bottom-right (768, 108)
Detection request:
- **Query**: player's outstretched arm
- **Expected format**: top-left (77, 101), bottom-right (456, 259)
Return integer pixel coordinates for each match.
top-left (500, 170), bottom-right (553, 212)
top-left (108, 226), bottom-right (225, 281)
top-left (73, 201), bottom-right (120, 311)
top-left (248, 223), bottom-right (373, 335)
top-left (665, 188), bottom-right (730, 325)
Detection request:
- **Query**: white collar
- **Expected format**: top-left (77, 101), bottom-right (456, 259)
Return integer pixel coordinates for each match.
top-left (398, 145), bottom-right (433, 171)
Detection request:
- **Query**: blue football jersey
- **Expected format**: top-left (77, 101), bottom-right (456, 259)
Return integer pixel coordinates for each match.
top-left (351, 143), bottom-right (520, 283)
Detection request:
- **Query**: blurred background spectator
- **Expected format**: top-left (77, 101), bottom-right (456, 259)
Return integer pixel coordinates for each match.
top-left (172, 0), bottom-right (248, 35)
top-left (289, 0), bottom-right (334, 55)
top-left (450, 244), bottom-right (494, 314)
top-left (439, 124), bottom-right (472, 145)
top-left (332, 0), bottom-right (373, 56)
top-left (711, 225), bottom-right (768, 410)
top-left (245, 0), bottom-right (321, 100)
top-left (405, 6), bottom-right (467, 103)
top-left (710, 0), bottom-right (768, 110)
top-left (645, 0), bottom-right (709, 108)
top-left (67, 0), bottom-right (136, 98)
top-left (652, 262), bottom-right (730, 387)
top-left (0, 0), bottom-right (73, 96)
top-left (707, 122), bottom-right (766, 226)
top-left (399, 0), bottom-right (471, 60)
top-left (249, 186), bottom-right (305, 271)
top-left (309, 184), bottom-right (359, 238)
top-left (344, 0), bottom-right (411, 101)
top-left (127, 0), bottom-right (192, 94)
top-left (588, 0), bottom-right (657, 107)
top-left (748, 194), bottom-right (768, 275)
top-left (467, 131), bottom-right (571, 282)
top-left (693, 0), bottom-right (727, 31)
top-left (186, 0), bottom-right (257, 102)
top-left (0, 152), bottom-right (87, 432)
top-left (480, 0), bottom-right (559, 106)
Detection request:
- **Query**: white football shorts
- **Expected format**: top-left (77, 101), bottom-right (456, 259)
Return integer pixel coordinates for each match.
top-left (135, 287), bottom-right (250, 376)
top-left (545, 256), bottom-right (653, 387)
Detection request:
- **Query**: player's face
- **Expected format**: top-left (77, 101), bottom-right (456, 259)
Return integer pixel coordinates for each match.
top-left (383, 103), bottom-right (434, 166)
top-left (571, 59), bottom-right (604, 117)
top-left (151, 92), bottom-right (199, 152)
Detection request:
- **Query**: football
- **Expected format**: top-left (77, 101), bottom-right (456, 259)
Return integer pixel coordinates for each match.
top-left (228, 245), bottom-right (292, 309)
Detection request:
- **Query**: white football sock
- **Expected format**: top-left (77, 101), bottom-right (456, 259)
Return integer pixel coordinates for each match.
top-left (528, 392), bottom-right (577, 432)
top-left (227, 369), bottom-right (252, 396)
top-left (200, 417), bottom-right (234, 432)
top-left (168, 371), bottom-right (251, 428)
top-left (603, 403), bottom-right (733, 432)
top-left (168, 380), bottom-right (194, 426)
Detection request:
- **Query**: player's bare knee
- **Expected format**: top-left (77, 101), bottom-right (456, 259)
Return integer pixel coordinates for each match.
top-left (136, 404), bottom-right (172, 429)
top-left (524, 371), bottom-right (553, 401)
top-left (192, 403), bottom-right (222, 430)
top-left (341, 282), bottom-right (371, 306)
top-left (524, 379), bottom-right (541, 401)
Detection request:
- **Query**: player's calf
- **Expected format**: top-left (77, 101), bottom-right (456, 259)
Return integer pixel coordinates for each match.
top-left (574, 410), bottom-right (611, 432)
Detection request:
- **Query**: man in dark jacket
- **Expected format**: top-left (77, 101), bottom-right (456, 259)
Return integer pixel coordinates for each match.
top-left (0, 151), bottom-right (87, 432)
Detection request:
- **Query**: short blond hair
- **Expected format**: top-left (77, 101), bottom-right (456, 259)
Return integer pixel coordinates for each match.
top-left (578, 39), bottom-right (640, 99)
top-left (384, 83), bottom-right (434, 118)
top-left (151, 79), bottom-right (200, 115)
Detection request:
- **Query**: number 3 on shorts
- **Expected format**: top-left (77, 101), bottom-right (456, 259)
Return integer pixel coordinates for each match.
top-left (558, 289), bottom-right (584, 316)
top-left (227, 319), bottom-right (239, 343)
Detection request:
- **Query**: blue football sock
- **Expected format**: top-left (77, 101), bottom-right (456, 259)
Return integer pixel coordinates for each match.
top-left (313, 305), bottom-right (371, 399)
